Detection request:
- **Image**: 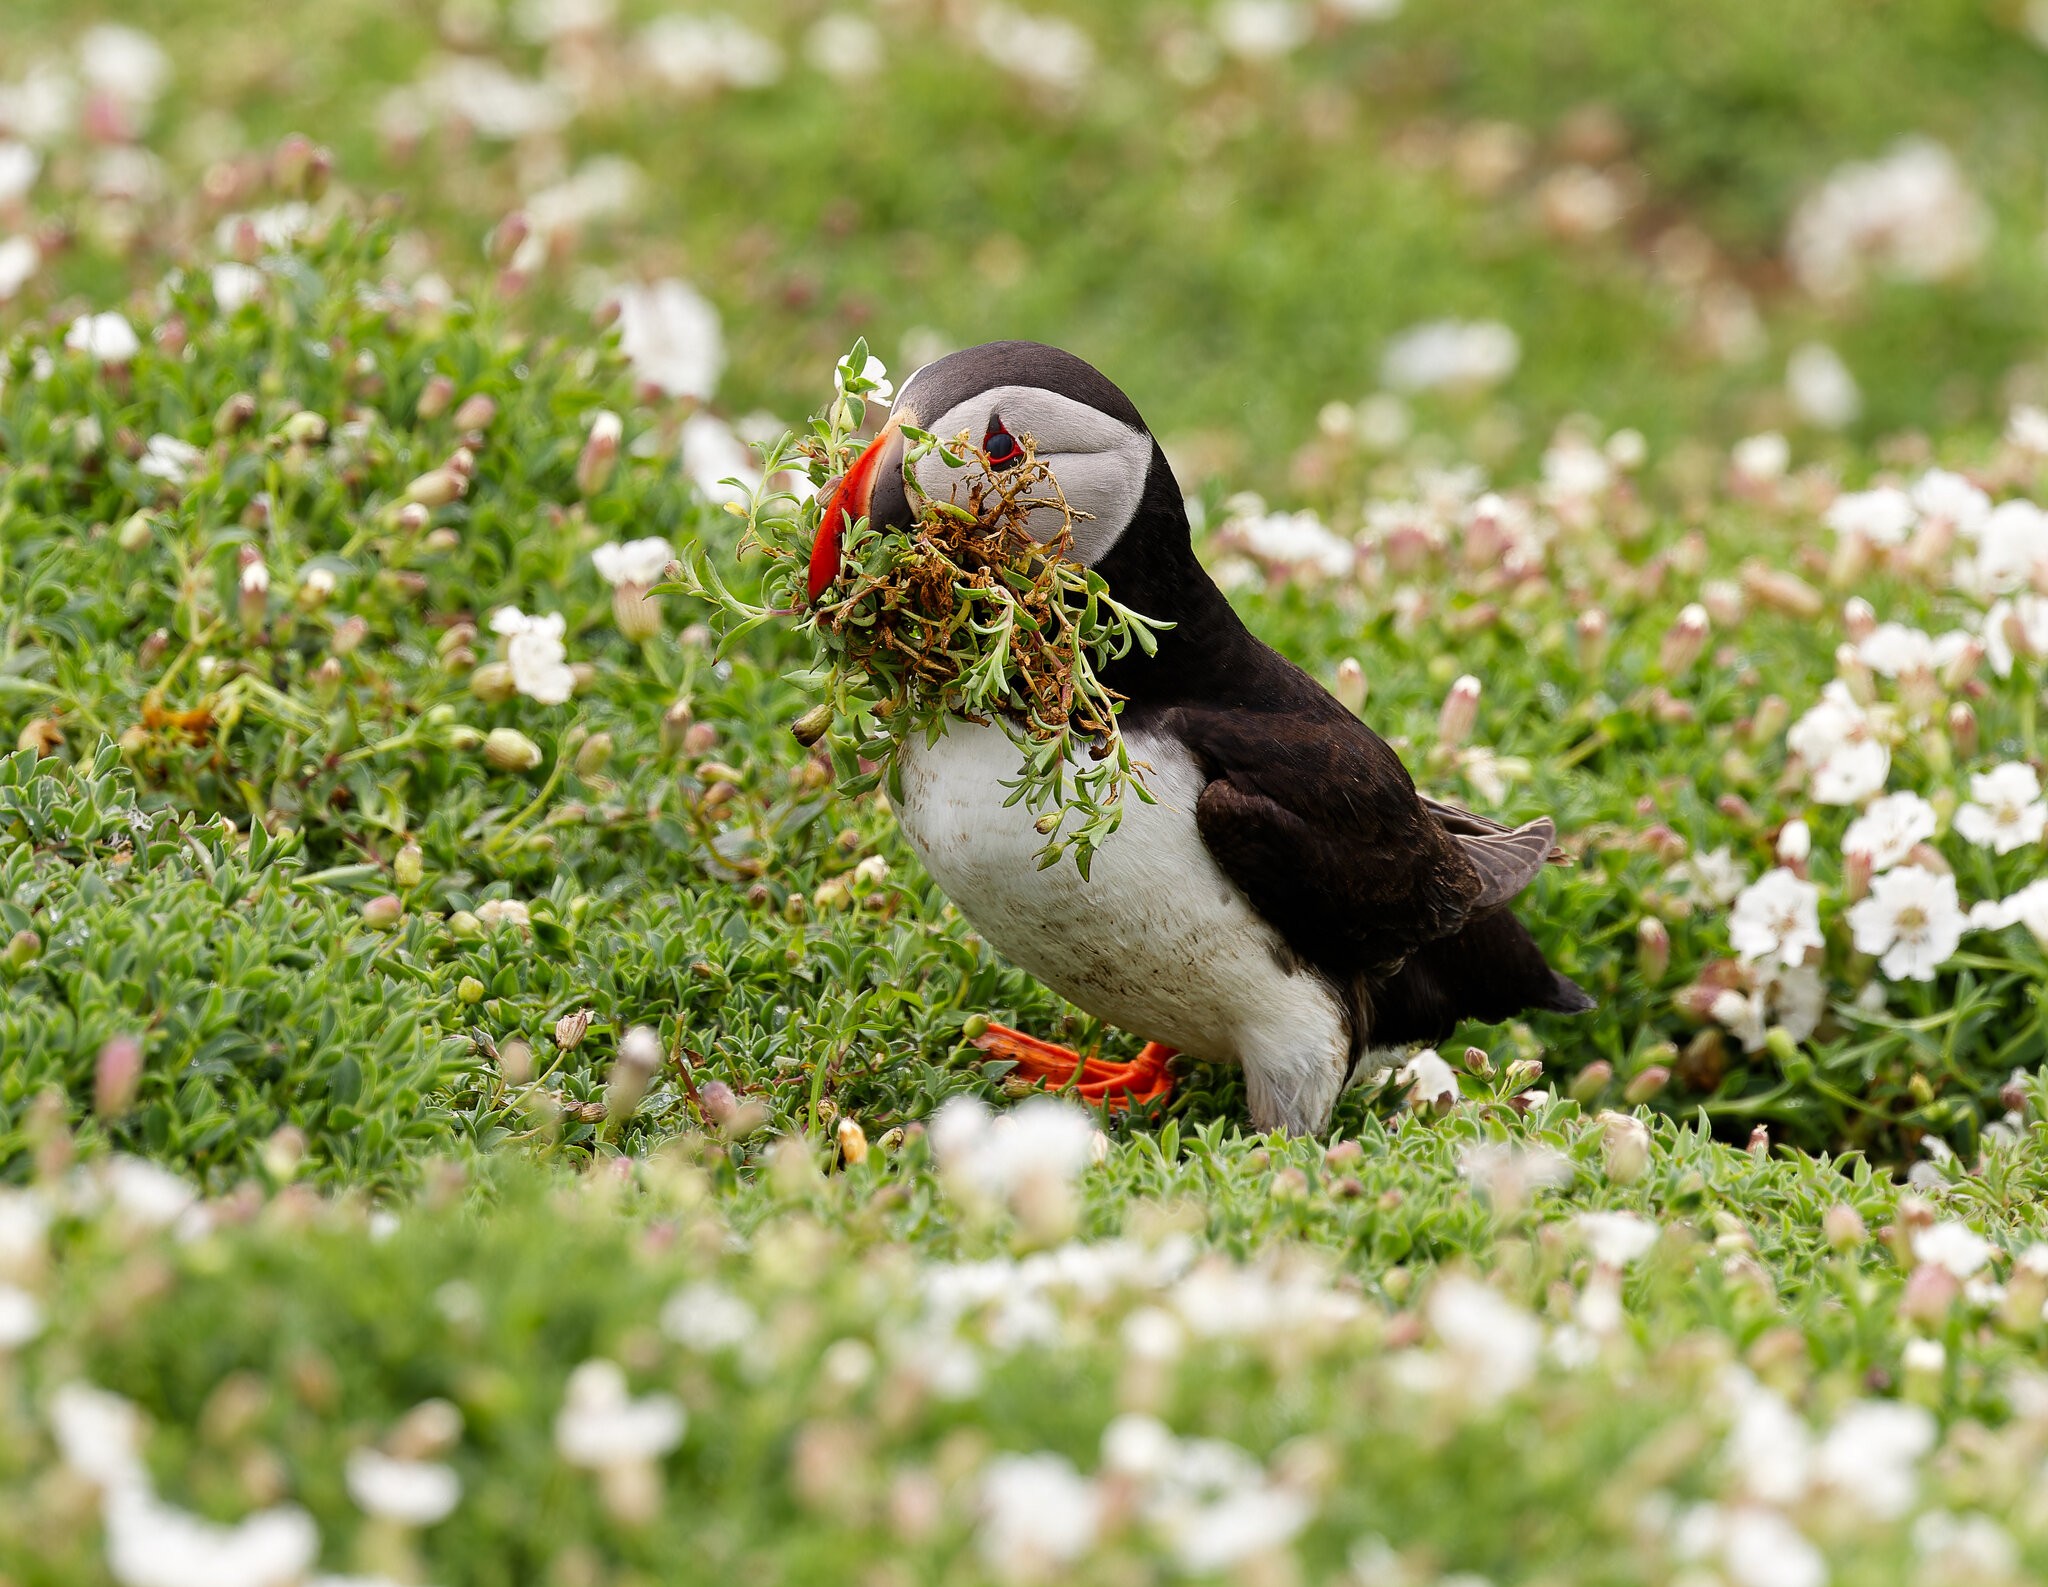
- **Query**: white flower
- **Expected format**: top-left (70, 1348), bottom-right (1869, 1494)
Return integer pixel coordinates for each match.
top-left (344, 1449), bottom-right (460, 1526)
top-left (1577, 1211), bottom-right (1658, 1268)
top-left (137, 435), bottom-right (203, 486)
top-left (681, 412), bottom-right (762, 507)
top-left (0, 234), bottom-right (38, 300)
top-left (1824, 487), bottom-right (1915, 547)
top-left (1913, 1511), bottom-right (2019, 1578)
top-left (1843, 791), bottom-right (1937, 872)
top-left (1856, 623), bottom-right (1973, 679)
top-left (1213, 0), bottom-right (1312, 59)
top-left (977, 1453), bottom-right (1100, 1576)
top-left (613, 279), bottom-right (724, 401)
top-left (489, 607), bottom-right (575, 705)
top-left (401, 58), bottom-right (571, 140)
top-left (1731, 432), bottom-right (1790, 484)
top-left (1913, 1221), bottom-right (1995, 1279)
top-left (101, 1156), bottom-right (197, 1228)
top-left (0, 140), bottom-right (38, 203)
top-left (0, 1282), bottom-right (42, 1348)
top-left (1395, 1048), bottom-right (1458, 1106)
top-left (1224, 507), bottom-right (1355, 580)
top-left (1973, 876), bottom-right (2048, 941)
top-left (103, 1488), bottom-right (318, 1587)
top-left (1722, 1507), bottom-right (1826, 1587)
top-left (1848, 865), bottom-right (1967, 982)
top-left (1955, 762), bottom-right (2047, 854)
top-left (834, 352), bottom-right (893, 406)
top-left (553, 1360), bottom-right (685, 1467)
top-left (641, 15), bottom-right (786, 93)
top-left (1728, 868), bottom-right (1824, 967)
top-left (525, 157), bottom-right (642, 239)
top-left (930, 1096), bottom-right (1101, 1203)
top-left (1671, 845), bottom-right (1749, 906)
top-left (1912, 468), bottom-right (1991, 538)
top-left (591, 538), bottom-right (675, 589)
top-left (1787, 137), bottom-right (1990, 300)
top-left (660, 1281), bottom-right (757, 1350)
top-left (1425, 1277), bottom-right (1541, 1405)
top-left (213, 204), bottom-right (313, 255)
top-left (1166, 1483), bottom-right (1313, 1573)
top-left (211, 263), bottom-right (264, 313)
top-left (971, 7), bottom-right (1096, 93)
top-left (1973, 500), bottom-right (2048, 596)
top-left (1812, 1400), bottom-right (1935, 1518)
top-left (66, 311), bottom-right (141, 364)
top-left (79, 25), bottom-right (171, 109)
top-left (1787, 342), bottom-right (1860, 429)
top-left (803, 14), bottom-right (884, 81)
top-left (51, 1382), bottom-right (149, 1495)
top-left (1984, 593), bottom-right (2048, 677)
top-left (1787, 681), bottom-right (1889, 804)
top-left (1381, 320), bottom-right (1520, 393)
top-left (1458, 1142), bottom-right (1573, 1204)
top-left (2009, 404), bottom-right (2048, 457)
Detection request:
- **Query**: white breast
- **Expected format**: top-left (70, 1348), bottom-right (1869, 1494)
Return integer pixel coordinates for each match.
top-left (893, 721), bottom-right (1352, 1131)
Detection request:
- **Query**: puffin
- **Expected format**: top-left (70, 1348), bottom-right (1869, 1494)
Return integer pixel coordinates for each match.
top-left (809, 341), bottom-right (1593, 1135)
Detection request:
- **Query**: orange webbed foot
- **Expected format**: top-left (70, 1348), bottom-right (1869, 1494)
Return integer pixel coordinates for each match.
top-left (970, 1022), bottom-right (1176, 1110)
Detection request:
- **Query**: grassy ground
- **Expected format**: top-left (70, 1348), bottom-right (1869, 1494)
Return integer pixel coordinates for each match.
top-left (5, 1), bottom-right (2048, 1582)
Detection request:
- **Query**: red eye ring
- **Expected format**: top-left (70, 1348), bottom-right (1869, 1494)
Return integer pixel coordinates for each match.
top-left (983, 416), bottom-right (1023, 468)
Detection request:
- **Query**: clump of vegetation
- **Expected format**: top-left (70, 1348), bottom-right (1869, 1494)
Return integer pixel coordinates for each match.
top-left (687, 346), bottom-right (1168, 876)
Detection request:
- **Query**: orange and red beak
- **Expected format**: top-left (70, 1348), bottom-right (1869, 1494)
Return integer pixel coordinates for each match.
top-left (808, 420), bottom-right (897, 604)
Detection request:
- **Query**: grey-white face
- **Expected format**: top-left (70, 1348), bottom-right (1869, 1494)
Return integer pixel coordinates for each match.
top-left (893, 372), bottom-right (1155, 566)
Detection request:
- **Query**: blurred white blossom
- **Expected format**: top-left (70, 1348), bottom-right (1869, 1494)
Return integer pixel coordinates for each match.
top-left (66, 311), bottom-right (141, 364)
top-left (490, 607), bottom-right (575, 704)
top-left (1787, 342), bottom-right (1860, 429)
top-left (1728, 869), bottom-right (1823, 967)
top-left (1381, 320), bottom-right (1520, 393)
top-left (1788, 138), bottom-right (1990, 300)
top-left (642, 14), bottom-right (786, 93)
top-left (1848, 865), bottom-right (1966, 981)
top-left (1843, 792), bottom-right (1937, 872)
top-left (344, 1449), bottom-right (461, 1526)
top-left (1956, 763), bottom-right (2047, 853)
top-left (613, 278), bottom-right (724, 400)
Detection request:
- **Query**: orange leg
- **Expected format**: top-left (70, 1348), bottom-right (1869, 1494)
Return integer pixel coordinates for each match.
top-left (971, 1022), bottom-right (1175, 1109)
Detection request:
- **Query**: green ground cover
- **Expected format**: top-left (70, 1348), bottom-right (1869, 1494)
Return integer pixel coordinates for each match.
top-left (4, 1), bottom-right (2048, 1582)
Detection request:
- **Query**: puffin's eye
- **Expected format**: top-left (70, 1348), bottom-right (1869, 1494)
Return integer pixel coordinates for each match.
top-left (982, 416), bottom-right (1023, 469)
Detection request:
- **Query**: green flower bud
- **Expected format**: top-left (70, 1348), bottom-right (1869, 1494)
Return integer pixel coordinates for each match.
top-left (484, 728), bottom-right (543, 772)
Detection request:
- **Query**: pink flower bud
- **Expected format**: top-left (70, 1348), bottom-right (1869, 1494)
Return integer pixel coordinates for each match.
top-left (1940, 637), bottom-right (1983, 691)
top-left (577, 410), bottom-right (623, 498)
top-left (361, 894), bottom-right (403, 928)
top-left (697, 1079), bottom-right (739, 1129)
top-left (1437, 675), bottom-right (1481, 747)
top-left (1332, 658), bottom-right (1366, 713)
top-left (452, 394), bottom-right (497, 432)
top-left (94, 1036), bottom-right (143, 1117)
top-left (1574, 608), bottom-right (1610, 674)
top-left (612, 584), bottom-right (662, 644)
top-left (1844, 848), bottom-right (1873, 903)
top-left (1660, 603), bottom-right (1710, 675)
top-left (1822, 1204), bottom-right (1866, 1248)
top-left (403, 468), bottom-right (466, 508)
top-left (416, 374), bottom-right (455, 421)
top-left (1842, 597), bottom-right (1877, 643)
top-left (1636, 916), bottom-right (1671, 982)
top-left (1899, 1262), bottom-right (1960, 1323)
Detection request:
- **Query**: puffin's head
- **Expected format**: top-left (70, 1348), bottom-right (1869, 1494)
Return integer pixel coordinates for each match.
top-left (808, 340), bottom-right (1161, 602)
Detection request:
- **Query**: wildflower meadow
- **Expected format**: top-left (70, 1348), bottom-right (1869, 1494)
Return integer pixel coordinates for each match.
top-left (8, 2), bottom-right (2048, 1584)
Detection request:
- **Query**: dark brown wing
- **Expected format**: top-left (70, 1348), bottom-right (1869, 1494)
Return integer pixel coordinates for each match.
top-left (1159, 703), bottom-right (1547, 978)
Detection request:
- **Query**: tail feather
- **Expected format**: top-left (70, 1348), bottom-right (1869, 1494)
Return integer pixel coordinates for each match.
top-left (1367, 907), bottom-right (1592, 1049)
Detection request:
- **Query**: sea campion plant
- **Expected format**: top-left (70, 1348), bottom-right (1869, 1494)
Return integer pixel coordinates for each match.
top-left (682, 344), bottom-right (1168, 877)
